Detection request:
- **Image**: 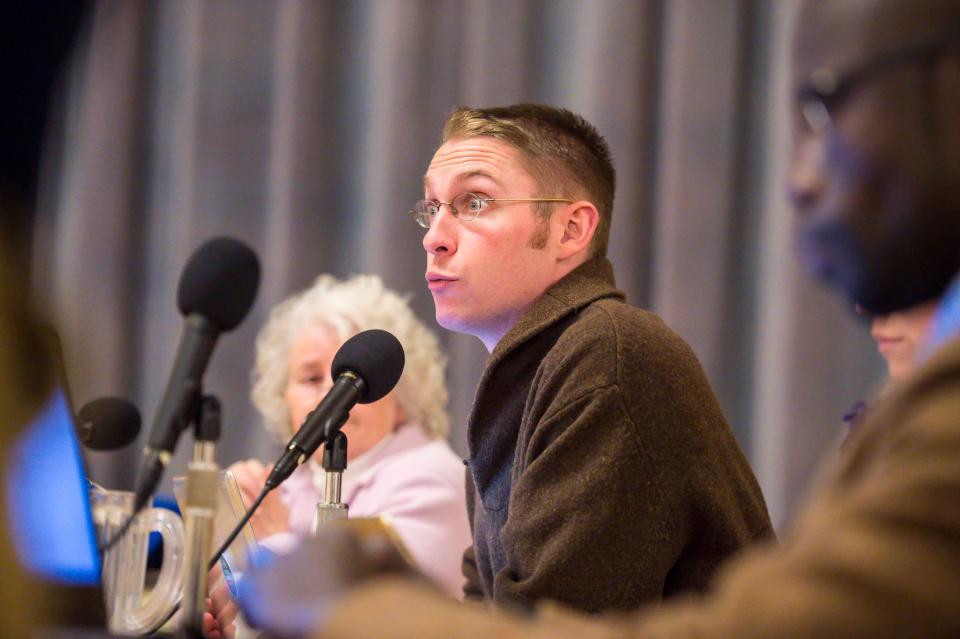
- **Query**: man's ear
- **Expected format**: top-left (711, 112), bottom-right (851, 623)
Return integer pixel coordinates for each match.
top-left (556, 201), bottom-right (599, 260)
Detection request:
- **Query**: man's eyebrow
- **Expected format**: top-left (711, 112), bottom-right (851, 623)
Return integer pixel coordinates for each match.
top-left (461, 170), bottom-right (500, 185)
top-left (423, 170), bottom-right (502, 193)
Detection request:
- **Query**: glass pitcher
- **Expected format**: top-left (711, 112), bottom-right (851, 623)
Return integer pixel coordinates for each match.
top-left (89, 487), bottom-right (185, 635)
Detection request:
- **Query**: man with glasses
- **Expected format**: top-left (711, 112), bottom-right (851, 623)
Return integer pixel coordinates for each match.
top-left (227, 103), bottom-right (771, 635)
top-left (409, 103), bottom-right (772, 615)
top-left (232, 2), bottom-right (960, 638)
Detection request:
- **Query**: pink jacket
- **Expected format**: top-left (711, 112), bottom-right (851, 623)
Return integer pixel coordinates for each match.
top-left (277, 422), bottom-right (471, 599)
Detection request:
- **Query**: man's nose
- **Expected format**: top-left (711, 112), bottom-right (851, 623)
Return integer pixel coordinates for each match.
top-left (786, 135), bottom-right (826, 214)
top-left (423, 208), bottom-right (457, 256)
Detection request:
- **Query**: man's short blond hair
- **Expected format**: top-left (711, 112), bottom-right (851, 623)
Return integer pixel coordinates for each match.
top-left (441, 103), bottom-right (616, 257)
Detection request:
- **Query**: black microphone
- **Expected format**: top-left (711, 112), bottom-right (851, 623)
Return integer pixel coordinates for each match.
top-left (134, 237), bottom-right (260, 511)
top-left (266, 329), bottom-right (404, 490)
top-left (76, 397), bottom-right (141, 450)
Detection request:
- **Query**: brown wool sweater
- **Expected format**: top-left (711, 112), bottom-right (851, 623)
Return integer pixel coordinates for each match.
top-left (460, 257), bottom-right (772, 613)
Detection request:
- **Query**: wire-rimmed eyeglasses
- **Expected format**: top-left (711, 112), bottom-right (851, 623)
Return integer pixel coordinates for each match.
top-left (797, 27), bottom-right (960, 133)
top-left (409, 192), bottom-right (572, 229)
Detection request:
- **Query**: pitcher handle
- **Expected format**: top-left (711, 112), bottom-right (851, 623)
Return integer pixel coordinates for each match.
top-left (127, 507), bottom-right (185, 633)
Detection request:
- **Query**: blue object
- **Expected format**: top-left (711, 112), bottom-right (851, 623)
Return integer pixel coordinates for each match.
top-left (928, 275), bottom-right (960, 356)
top-left (236, 545), bottom-right (335, 636)
top-left (147, 492), bottom-right (181, 569)
top-left (220, 556), bottom-right (240, 599)
top-left (4, 388), bottom-right (101, 585)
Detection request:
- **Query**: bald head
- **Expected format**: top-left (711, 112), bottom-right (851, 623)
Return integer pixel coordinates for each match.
top-left (796, 0), bottom-right (960, 82)
top-left (799, 0), bottom-right (960, 50)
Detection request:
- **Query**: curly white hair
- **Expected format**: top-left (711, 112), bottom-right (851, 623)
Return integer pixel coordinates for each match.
top-left (251, 274), bottom-right (449, 441)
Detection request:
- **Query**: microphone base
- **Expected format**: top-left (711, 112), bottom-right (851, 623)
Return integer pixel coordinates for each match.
top-left (181, 456), bottom-right (219, 634)
top-left (314, 502), bottom-right (349, 533)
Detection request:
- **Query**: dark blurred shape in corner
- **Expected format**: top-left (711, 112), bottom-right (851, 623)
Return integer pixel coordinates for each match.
top-left (0, 1), bottom-right (90, 275)
top-left (0, 3), bottom-right (93, 635)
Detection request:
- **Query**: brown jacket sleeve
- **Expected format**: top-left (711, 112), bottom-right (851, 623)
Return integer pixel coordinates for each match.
top-left (321, 576), bottom-right (629, 639)
top-left (630, 375), bottom-right (960, 639)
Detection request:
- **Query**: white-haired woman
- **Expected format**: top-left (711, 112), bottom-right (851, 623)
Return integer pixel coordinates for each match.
top-left (227, 274), bottom-right (470, 599)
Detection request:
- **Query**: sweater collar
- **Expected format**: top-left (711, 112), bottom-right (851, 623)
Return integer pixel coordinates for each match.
top-left (488, 257), bottom-right (624, 365)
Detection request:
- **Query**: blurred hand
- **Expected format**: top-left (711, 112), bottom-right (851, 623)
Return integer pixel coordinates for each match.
top-left (202, 603), bottom-right (226, 639)
top-left (229, 458), bottom-right (290, 538)
top-left (237, 525), bottom-right (413, 638)
top-left (170, 594), bottom-right (225, 638)
top-left (207, 562), bottom-right (237, 639)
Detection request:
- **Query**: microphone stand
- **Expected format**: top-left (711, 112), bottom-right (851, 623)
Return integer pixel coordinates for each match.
top-left (180, 394), bottom-right (221, 638)
top-left (315, 432), bottom-right (349, 532)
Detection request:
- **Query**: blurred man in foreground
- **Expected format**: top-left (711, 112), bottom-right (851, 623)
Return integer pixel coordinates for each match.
top-left (235, 1), bottom-right (960, 637)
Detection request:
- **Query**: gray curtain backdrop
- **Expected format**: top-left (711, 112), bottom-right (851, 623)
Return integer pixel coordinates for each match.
top-left (33, 0), bottom-right (884, 528)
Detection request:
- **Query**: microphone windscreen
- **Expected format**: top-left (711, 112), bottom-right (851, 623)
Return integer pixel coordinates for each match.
top-left (176, 237), bottom-right (261, 331)
top-left (76, 397), bottom-right (142, 450)
top-left (331, 329), bottom-right (405, 404)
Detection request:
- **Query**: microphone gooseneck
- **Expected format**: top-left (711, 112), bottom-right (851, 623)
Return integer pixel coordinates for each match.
top-left (181, 395), bottom-right (222, 637)
top-left (316, 431), bottom-right (350, 529)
